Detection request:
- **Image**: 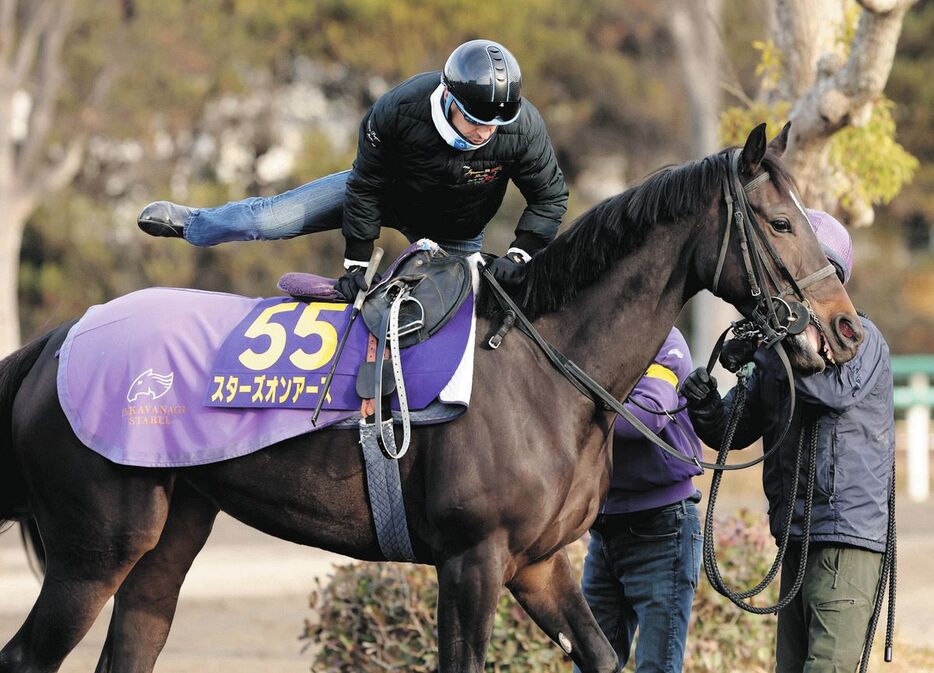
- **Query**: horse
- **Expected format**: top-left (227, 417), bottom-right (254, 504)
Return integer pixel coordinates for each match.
top-left (0, 123), bottom-right (863, 673)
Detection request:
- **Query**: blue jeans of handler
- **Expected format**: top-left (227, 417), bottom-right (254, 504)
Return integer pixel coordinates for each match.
top-left (576, 499), bottom-right (702, 673)
top-left (181, 169), bottom-right (485, 255)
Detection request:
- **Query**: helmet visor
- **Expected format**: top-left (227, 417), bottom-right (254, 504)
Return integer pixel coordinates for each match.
top-left (452, 95), bottom-right (521, 126)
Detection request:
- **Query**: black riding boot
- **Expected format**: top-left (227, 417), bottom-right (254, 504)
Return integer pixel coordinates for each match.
top-left (137, 201), bottom-right (193, 238)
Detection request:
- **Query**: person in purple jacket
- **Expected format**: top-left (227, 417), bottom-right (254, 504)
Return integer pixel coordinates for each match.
top-left (576, 326), bottom-right (703, 673)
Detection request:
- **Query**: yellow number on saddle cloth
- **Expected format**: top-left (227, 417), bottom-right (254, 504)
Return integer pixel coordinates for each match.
top-left (238, 301), bottom-right (348, 372)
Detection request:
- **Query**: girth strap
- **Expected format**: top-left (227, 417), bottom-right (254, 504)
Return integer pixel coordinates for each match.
top-left (359, 419), bottom-right (416, 562)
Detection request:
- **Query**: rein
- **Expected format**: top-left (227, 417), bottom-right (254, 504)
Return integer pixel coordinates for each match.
top-left (481, 149), bottom-right (830, 472)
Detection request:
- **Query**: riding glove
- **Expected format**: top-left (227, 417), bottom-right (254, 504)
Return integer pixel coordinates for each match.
top-left (335, 265), bottom-right (372, 303)
top-left (681, 367), bottom-right (720, 409)
top-left (487, 252), bottom-right (528, 287)
top-left (718, 338), bottom-right (758, 373)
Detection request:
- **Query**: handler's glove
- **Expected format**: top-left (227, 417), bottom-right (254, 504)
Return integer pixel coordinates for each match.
top-left (335, 265), bottom-right (373, 303)
top-left (681, 367), bottom-right (720, 409)
top-left (487, 251), bottom-right (528, 287)
top-left (718, 338), bottom-right (758, 373)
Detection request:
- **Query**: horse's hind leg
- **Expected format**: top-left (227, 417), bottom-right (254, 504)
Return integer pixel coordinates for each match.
top-left (95, 481), bottom-right (218, 673)
top-left (0, 471), bottom-right (172, 673)
top-left (507, 549), bottom-right (620, 673)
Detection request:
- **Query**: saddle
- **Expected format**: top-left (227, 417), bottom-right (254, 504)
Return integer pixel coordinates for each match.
top-left (277, 240), bottom-right (473, 458)
top-left (277, 241), bottom-right (471, 343)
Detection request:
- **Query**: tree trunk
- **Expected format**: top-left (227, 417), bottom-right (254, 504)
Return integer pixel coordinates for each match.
top-left (772, 0), bottom-right (919, 220)
top-left (669, 0), bottom-right (737, 376)
top-left (0, 200), bottom-right (25, 355)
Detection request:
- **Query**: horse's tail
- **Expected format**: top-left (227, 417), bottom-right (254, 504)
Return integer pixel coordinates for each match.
top-left (0, 331), bottom-right (54, 525)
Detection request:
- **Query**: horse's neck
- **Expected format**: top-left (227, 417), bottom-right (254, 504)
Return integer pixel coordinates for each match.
top-left (537, 224), bottom-right (692, 401)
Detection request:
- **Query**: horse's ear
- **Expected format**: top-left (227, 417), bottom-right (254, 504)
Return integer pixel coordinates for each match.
top-left (740, 122), bottom-right (768, 175)
top-left (768, 121), bottom-right (792, 157)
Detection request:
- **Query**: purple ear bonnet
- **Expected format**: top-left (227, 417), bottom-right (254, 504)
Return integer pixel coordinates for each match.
top-left (806, 209), bottom-right (852, 284)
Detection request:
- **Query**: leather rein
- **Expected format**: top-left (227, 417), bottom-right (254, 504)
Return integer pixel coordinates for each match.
top-left (482, 149), bottom-right (837, 472)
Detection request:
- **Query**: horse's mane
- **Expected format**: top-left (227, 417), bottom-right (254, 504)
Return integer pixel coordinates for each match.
top-left (480, 148), bottom-right (795, 320)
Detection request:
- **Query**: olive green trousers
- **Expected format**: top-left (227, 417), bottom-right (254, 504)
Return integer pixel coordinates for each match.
top-left (775, 543), bottom-right (883, 673)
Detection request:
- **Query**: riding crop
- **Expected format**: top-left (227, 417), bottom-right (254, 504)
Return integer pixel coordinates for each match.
top-left (312, 246), bottom-right (384, 426)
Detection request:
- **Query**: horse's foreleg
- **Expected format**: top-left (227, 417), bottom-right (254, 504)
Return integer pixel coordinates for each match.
top-left (95, 482), bottom-right (218, 673)
top-left (436, 540), bottom-right (507, 673)
top-left (507, 548), bottom-right (620, 673)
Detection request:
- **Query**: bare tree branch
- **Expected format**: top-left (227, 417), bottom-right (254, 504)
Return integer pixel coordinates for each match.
top-left (15, 1), bottom-right (70, 182)
top-left (11, 1), bottom-right (54, 86)
top-left (0, 0), bottom-right (16, 65)
top-left (35, 137), bottom-right (84, 196)
top-left (856, 0), bottom-right (910, 13)
top-left (782, 0), bottom-right (920, 200)
top-left (719, 80), bottom-right (756, 108)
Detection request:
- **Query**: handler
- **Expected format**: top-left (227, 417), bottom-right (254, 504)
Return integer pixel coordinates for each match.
top-left (682, 210), bottom-right (894, 673)
top-left (577, 326), bottom-right (704, 673)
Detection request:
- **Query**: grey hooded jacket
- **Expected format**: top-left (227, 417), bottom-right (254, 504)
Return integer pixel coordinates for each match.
top-left (689, 317), bottom-right (893, 552)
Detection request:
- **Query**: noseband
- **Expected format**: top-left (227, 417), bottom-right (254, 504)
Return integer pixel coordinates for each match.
top-left (712, 149), bottom-right (837, 348)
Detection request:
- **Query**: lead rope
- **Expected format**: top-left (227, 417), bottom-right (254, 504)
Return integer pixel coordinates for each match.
top-left (703, 370), bottom-right (819, 614)
top-left (858, 454), bottom-right (897, 671)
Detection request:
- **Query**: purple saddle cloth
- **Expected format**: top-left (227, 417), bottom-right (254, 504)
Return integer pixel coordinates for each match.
top-left (57, 287), bottom-right (472, 467)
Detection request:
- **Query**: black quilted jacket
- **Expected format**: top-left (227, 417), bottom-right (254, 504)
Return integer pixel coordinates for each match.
top-left (341, 72), bottom-right (568, 261)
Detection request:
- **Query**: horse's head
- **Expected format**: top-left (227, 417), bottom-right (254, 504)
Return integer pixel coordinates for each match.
top-left (696, 122), bottom-right (863, 373)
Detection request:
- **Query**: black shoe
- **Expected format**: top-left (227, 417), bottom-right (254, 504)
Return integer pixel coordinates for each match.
top-left (137, 201), bottom-right (193, 238)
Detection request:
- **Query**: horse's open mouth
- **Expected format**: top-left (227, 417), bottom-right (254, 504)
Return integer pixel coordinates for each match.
top-left (805, 322), bottom-right (835, 365)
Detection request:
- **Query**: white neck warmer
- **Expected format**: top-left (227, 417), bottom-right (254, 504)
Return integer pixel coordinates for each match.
top-left (430, 84), bottom-right (493, 152)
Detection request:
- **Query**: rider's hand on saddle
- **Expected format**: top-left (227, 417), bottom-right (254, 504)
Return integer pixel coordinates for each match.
top-left (681, 367), bottom-right (720, 408)
top-left (334, 265), bottom-right (372, 303)
top-left (488, 252), bottom-right (527, 287)
top-left (719, 338), bottom-right (758, 373)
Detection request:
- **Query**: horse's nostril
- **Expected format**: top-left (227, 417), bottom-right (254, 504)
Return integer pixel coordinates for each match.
top-left (839, 319), bottom-right (855, 340)
top-left (833, 315), bottom-right (863, 347)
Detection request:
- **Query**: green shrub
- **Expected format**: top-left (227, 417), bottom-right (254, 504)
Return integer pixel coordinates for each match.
top-left (685, 509), bottom-right (779, 673)
top-left (302, 510), bottom-right (780, 672)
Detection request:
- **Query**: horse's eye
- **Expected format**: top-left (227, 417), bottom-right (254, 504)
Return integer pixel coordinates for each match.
top-left (771, 218), bottom-right (792, 233)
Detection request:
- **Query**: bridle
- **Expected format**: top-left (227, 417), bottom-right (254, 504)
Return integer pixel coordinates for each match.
top-left (622, 148), bottom-right (840, 466)
top-left (712, 148), bottom-right (837, 349)
top-left (481, 149), bottom-right (839, 471)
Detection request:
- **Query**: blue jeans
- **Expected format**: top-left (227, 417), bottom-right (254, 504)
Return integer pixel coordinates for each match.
top-left (182, 169), bottom-right (485, 254)
top-left (576, 499), bottom-right (702, 673)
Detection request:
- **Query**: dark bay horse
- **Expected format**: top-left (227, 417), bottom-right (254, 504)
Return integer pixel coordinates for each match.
top-left (0, 124), bottom-right (863, 673)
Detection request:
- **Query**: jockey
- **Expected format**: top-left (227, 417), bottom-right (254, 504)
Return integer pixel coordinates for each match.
top-left (682, 210), bottom-right (894, 673)
top-left (137, 39), bottom-right (569, 301)
top-left (578, 326), bottom-right (704, 673)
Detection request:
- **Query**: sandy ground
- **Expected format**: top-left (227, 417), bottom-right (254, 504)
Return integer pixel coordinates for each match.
top-left (1, 498), bottom-right (932, 671)
top-left (0, 513), bottom-right (349, 672)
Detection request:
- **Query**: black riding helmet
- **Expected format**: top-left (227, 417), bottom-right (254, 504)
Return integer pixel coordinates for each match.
top-left (442, 39), bottom-right (522, 125)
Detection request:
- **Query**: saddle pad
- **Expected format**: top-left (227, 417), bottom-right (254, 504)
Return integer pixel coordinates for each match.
top-left (206, 292), bottom-right (473, 410)
top-left (57, 287), bottom-right (473, 467)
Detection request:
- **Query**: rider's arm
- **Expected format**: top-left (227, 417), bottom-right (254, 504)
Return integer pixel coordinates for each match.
top-left (793, 319), bottom-right (888, 412)
top-left (342, 104), bottom-right (396, 264)
top-left (509, 101), bottom-right (568, 256)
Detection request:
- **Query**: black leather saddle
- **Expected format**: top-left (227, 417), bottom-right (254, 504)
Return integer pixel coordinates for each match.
top-left (361, 248), bottom-right (472, 349)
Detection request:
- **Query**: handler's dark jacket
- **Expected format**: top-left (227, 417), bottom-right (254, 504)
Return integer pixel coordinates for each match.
top-left (689, 317), bottom-right (893, 552)
top-left (341, 72), bottom-right (568, 261)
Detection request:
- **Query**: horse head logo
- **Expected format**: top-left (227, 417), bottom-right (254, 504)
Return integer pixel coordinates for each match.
top-left (127, 369), bottom-right (174, 403)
